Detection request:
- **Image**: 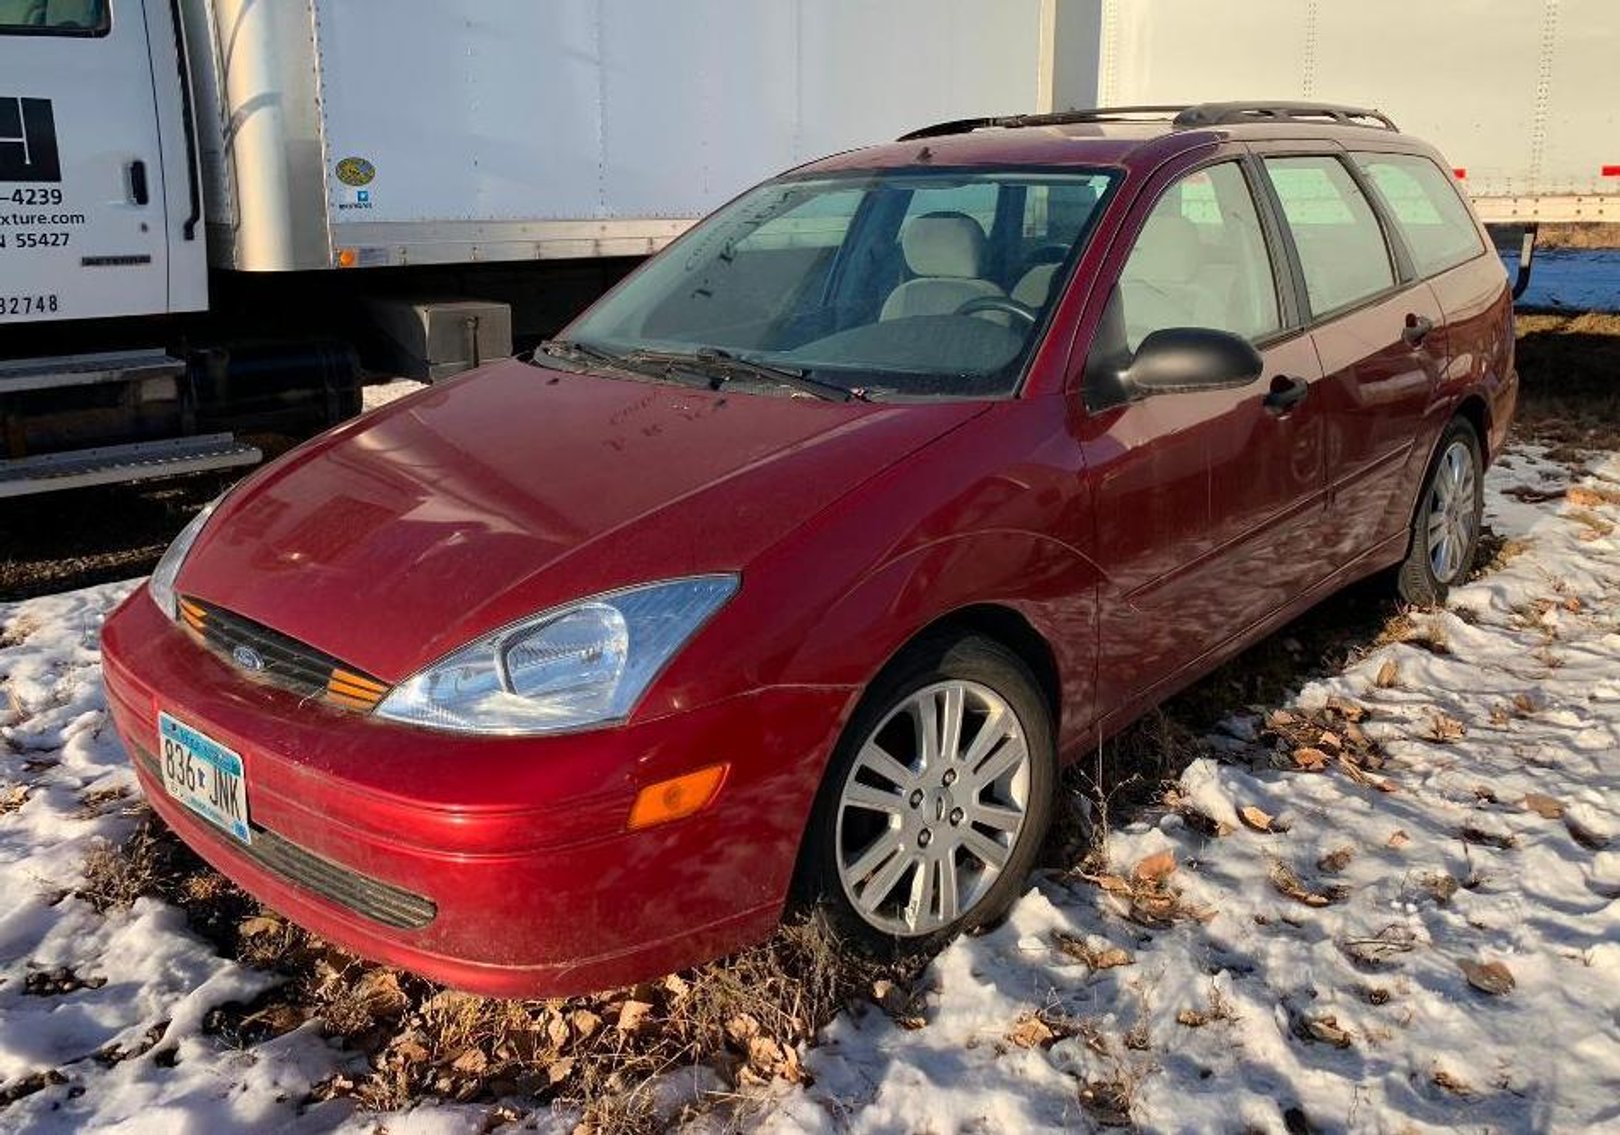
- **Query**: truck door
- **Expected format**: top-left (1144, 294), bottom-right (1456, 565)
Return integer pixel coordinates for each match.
top-left (0, 0), bottom-right (170, 323)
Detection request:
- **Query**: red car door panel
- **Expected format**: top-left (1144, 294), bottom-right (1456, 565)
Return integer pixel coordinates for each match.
top-left (1313, 282), bottom-right (1446, 563)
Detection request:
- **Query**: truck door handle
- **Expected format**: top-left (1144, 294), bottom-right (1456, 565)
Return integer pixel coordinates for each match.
top-left (128, 160), bottom-right (149, 206)
top-left (1402, 313), bottom-right (1434, 347)
top-left (1263, 374), bottom-right (1310, 413)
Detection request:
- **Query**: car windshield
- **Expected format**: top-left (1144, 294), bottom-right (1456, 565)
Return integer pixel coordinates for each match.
top-left (563, 167), bottom-right (1118, 398)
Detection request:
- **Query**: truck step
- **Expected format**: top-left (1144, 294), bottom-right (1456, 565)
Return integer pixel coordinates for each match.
top-left (0, 434), bottom-right (261, 499)
top-left (0, 349), bottom-right (186, 394)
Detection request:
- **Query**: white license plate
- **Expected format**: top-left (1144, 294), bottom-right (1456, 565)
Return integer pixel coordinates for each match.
top-left (158, 712), bottom-right (251, 845)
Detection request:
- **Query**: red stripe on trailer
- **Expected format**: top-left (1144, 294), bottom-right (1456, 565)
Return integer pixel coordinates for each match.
top-left (1453, 168), bottom-right (1467, 179)
top-left (1603, 164), bottom-right (1620, 177)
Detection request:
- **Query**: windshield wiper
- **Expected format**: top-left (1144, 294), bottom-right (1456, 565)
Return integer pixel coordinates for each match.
top-left (624, 346), bottom-right (865, 403)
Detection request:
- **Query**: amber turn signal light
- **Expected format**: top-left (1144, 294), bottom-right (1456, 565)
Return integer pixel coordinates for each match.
top-left (627, 764), bottom-right (728, 830)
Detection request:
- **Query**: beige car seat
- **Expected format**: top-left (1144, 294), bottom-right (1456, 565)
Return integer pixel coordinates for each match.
top-left (880, 213), bottom-right (1005, 321)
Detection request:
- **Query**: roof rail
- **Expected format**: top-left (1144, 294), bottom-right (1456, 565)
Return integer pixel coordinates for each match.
top-left (897, 101), bottom-right (1398, 142)
top-left (897, 106), bottom-right (1187, 141)
top-left (1172, 101), bottom-right (1399, 131)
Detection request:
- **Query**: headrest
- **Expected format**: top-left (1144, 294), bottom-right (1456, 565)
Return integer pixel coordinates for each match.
top-left (901, 213), bottom-right (987, 279)
top-left (1126, 214), bottom-right (1201, 284)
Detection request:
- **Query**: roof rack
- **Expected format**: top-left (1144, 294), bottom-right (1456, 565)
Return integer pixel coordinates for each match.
top-left (897, 101), bottom-right (1398, 142)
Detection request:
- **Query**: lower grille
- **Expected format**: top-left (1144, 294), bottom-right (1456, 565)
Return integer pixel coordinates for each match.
top-left (135, 744), bottom-right (437, 931)
top-left (178, 596), bottom-right (389, 711)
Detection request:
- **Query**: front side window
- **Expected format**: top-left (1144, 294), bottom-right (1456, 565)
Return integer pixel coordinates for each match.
top-left (0, 0), bottom-right (109, 35)
top-left (567, 168), bottom-right (1117, 398)
top-left (1263, 155), bottom-right (1396, 317)
top-left (1110, 162), bottom-right (1282, 354)
top-left (1353, 152), bottom-right (1486, 278)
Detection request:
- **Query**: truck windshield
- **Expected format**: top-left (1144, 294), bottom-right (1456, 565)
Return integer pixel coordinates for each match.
top-left (566, 167), bottom-right (1117, 398)
top-left (0, 1), bottom-right (108, 36)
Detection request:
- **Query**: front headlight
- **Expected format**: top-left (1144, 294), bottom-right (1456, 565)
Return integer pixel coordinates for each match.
top-left (148, 496), bottom-right (224, 619)
top-left (374, 575), bottom-right (739, 735)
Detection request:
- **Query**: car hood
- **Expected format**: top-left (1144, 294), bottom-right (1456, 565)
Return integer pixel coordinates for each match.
top-left (179, 359), bottom-right (983, 680)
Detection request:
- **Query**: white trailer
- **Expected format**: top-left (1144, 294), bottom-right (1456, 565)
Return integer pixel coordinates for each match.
top-left (1040, 0), bottom-right (1620, 226)
top-left (1, 0), bottom-right (1051, 496)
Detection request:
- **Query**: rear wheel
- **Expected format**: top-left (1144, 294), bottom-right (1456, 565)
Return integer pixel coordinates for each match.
top-left (797, 634), bottom-right (1055, 957)
top-left (1397, 418), bottom-right (1484, 605)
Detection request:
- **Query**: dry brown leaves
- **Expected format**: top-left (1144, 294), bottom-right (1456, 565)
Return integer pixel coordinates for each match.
top-left (0, 784), bottom-right (28, 816)
top-left (1524, 793), bottom-right (1565, 820)
top-left (1317, 845), bottom-right (1356, 873)
top-left (1374, 659), bottom-right (1401, 689)
top-left (1338, 924), bottom-right (1418, 969)
top-left (1292, 1012), bottom-right (1354, 1048)
top-left (1425, 712), bottom-right (1468, 744)
top-left (868, 979), bottom-right (927, 1031)
top-left (1084, 851), bottom-right (1214, 928)
top-left (1239, 805), bottom-right (1278, 833)
top-left (1053, 932), bottom-right (1134, 971)
top-left (1260, 703), bottom-right (1396, 792)
top-left (1269, 861), bottom-right (1350, 908)
top-left (1567, 483), bottom-right (1620, 508)
top-left (1458, 958), bottom-right (1516, 996)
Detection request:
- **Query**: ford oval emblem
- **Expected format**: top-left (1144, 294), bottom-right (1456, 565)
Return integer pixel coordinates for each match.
top-left (232, 644), bottom-right (266, 672)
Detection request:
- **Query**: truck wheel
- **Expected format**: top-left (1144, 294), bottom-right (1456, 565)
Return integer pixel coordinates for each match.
top-left (797, 633), bottom-right (1055, 958)
top-left (1397, 418), bottom-right (1484, 606)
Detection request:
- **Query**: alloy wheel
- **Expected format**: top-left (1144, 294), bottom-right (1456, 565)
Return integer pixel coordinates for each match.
top-left (833, 680), bottom-right (1031, 936)
top-left (1426, 439), bottom-right (1479, 584)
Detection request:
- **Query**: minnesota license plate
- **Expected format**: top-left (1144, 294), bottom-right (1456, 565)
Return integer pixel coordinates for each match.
top-left (158, 712), bottom-right (251, 845)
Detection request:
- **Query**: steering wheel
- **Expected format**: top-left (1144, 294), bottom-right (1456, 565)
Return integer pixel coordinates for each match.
top-left (953, 295), bottom-right (1039, 325)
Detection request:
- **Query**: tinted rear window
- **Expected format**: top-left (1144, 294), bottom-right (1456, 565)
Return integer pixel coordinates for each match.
top-left (1353, 153), bottom-right (1486, 278)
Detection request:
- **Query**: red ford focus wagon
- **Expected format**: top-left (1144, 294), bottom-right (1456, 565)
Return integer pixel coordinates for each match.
top-left (102, 102), bottom-right (1516, 997)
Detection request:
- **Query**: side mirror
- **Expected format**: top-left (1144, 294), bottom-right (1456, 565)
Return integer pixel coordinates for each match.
top-left (1124, 327), bottom-right (1264, 399)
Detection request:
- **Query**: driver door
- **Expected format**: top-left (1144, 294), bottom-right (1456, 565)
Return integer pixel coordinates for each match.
top-left (1077, 158), bottom-right (1329, 720)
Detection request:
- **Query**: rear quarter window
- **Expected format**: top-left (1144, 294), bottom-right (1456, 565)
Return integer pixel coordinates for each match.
top-left (1353, 152), bottom-right (1486, 278)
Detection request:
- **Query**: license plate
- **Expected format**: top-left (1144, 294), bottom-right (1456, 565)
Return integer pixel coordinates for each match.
top-left (158, 712), bottom-right (251, 845)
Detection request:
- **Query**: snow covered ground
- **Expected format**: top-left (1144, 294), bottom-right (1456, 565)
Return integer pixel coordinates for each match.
top-left (2, 444), bottom-right (1617, 1133)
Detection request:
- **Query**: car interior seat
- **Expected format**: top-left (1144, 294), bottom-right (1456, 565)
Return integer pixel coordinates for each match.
top-left (880, 213), bottom-right (1006, 321)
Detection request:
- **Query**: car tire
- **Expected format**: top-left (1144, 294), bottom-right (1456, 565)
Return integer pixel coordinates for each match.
top-left (1397, 417), bottom-right (1484, 606)
top-left (796, 632), bottom-right (1055, 959)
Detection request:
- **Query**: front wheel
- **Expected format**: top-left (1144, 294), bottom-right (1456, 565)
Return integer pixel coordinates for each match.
top-left (796, 634), bottom-right (1055, 957)
top-left (1397, 418), bottom-right (1484, 606)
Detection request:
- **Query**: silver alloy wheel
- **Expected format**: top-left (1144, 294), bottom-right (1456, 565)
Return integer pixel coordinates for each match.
top-left (1426, 439), bottom-right (1479, 584)
top-left (834, 680), bottom-right (1031, 936)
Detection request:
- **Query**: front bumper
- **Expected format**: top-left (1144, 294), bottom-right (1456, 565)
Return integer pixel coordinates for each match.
top-left (101, 587), bottom-right (852, 997)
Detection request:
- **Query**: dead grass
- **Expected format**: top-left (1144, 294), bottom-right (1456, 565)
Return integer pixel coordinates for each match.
top-left (74, 809), bottom-right (905, 1132)
top-left (1513, 312), bottom-right (1620, 451)
top-left (1533, 223), bottom-right (1620, 251)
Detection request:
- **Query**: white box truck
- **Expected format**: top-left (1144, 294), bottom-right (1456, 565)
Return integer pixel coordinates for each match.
top-left (0, 0), bottom-right (1050, 497)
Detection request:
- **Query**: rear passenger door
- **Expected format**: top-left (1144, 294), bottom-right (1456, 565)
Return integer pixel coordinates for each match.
top-left (1081, 157), bottom-right (1327, 717)
top-left (1256, 150), bottom-right (1445, 566)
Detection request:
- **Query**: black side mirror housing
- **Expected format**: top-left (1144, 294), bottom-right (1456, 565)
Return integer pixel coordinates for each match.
top-left (1123, 327), bottom-right (1264, 398)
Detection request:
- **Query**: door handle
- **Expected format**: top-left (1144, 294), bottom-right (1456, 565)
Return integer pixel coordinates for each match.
top-left (1402, 313), bottom-right (1434, 347)
top-left (1263, 374), bottom-right (1310, 413)
top-left (128, 160), bottom-right (149, 206)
